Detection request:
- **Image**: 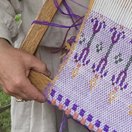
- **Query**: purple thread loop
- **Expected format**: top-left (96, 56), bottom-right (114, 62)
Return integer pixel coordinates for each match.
top-left (54, 0), bottom-right (81, 19)
top-left (111, 31), bottom-right (120, 44)
top-left (93, 20), bottom-right (102, 34)
top-left (63, 0), bottom-right (78, 30)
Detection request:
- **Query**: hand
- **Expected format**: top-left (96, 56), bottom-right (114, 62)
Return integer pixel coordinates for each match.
top-left (0, 38), bottom-right (51, 103)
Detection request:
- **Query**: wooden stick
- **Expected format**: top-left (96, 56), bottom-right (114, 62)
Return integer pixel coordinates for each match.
top-left (20, 0), bottom-right (63, 93)
top-left (0, 105), bottom-right (11, 113)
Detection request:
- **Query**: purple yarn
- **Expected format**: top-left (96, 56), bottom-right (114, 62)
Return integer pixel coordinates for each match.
top-left (60, 113), bottom-right (91, 132)
top-left (53, 0), bottom-right (81, 19)
top-left (66, 36), bottom-right (76, 54)
top-left (32, 20), bottom-right (82, 28)
top-left (67, 36), bottom-right (76, 45)
top-left (59, 112), bottom-right (70, 132)
top-left (63, 0), bottom-right (78, 30)
top-left (32, 0), bottom-right (83, 29)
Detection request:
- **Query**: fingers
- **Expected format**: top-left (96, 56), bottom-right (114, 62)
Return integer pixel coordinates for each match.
top-left (0, 45), bottom-right (49, 103)
top-left (1, 83), bottom-right (29, 100)
top-left (20, 78), bottom-right (46, 102)
top-left (28, 55), bottom-right (51, 76)
top-left (2, 78), bottom-right (46, 102)
top-left (1, 86), bottom-right (27, 100)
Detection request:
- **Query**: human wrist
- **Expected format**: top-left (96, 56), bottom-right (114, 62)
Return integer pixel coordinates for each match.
top-left (0, 38), bottom-right (12, 47)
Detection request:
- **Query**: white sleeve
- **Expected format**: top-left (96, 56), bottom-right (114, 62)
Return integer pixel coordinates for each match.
top-left (0, 0), bottom-right (22, 44)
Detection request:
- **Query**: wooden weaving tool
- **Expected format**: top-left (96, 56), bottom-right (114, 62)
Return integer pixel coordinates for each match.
top-left (19, 0), bottom-right (63, 93)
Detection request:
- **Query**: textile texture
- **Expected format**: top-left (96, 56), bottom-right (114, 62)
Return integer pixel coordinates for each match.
top-left (44, 10), bottom-right (132, 132)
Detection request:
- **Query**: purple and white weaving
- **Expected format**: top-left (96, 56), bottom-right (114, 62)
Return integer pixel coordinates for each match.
top-left (44, 0), bottom-right (132, 131)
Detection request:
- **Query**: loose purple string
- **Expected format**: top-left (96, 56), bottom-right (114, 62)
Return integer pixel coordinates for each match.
top-left (53, 0), bottom-right (81, 19)
top-left (59, 112), bottom-right (70, 132)
top-left (50, 15), bottom-right (84, 54)
top-left (32, 0), bottom-right (84, 29)
top-left (32, 20), bottom-right (82, 28)
top-left (62, 0), bottom-right (78, 30)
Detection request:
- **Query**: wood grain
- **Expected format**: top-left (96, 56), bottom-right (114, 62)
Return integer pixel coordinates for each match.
top-left (28, 71), bottom-right (51, 93)
top-left (20, 0), bottom-right (63, 93)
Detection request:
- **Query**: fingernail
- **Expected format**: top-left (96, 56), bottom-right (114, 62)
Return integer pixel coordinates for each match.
top-left (46, 70), bottom-right (51, 76)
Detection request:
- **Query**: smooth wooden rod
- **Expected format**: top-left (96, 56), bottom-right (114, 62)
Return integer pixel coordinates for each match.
top-left (20, 0), bottom-right (63, 93)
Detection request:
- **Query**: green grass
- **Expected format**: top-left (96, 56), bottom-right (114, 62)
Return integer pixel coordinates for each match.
top-left (0, 88), bottom-right (11, 132)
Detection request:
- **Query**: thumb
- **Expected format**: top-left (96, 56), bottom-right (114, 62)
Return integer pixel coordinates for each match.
top-left (29, 56), bottom-right (51, 76)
